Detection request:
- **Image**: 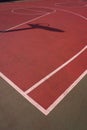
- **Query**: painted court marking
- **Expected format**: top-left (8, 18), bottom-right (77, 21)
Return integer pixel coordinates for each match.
top-left (57, 8), bottom-right (87, 20)
top-left (0, 46), bottom-right (87, 115)
top-left (0, 6), bottom-right (87, 32)
top-left (46, 70), bottom-right (87, 114)
top-left (0, 5), bottom-right (87, 115)
top-left (55, 0), bottom-right (87, 8)
top-left (11, 8), bottom-right (48, 15)
top-left (0, 70), bottom-right (87, 115)
top-left (25, 46), bottom-right (87, 94)
top-left (1, 7), bottom-right (56, 32)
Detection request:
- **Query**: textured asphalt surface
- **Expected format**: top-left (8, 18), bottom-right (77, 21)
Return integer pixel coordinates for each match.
top-left (0, 75), bottom-right (87, 130)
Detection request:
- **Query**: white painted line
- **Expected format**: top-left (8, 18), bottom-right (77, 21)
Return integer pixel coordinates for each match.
top-left (25, 46), bottom-right (87, 94)
top-left (57, 8), bottom-right (87, 20)
top-left (55, 1), bottom-right (87, 8)
top-left (4, 7), bottom-right (56, 32)
top-left (0, 70), bottom-right (87, 115)
top-left (5, 12), bottom-right (55, 32)
top-left (84, 4), bottom-right (87, 7)
top-left (11, 8), bottom-right (48, 16)
top-left (1, 6), bottom-right (87, 33)
top-left (0, 7), bottom-right (54, 34)
top-left (0, 72), bottom-right (47, 115)
top-left (46, 70), bottom-right (87, 115)
top-left (55, 2), bottom-right (68, 6)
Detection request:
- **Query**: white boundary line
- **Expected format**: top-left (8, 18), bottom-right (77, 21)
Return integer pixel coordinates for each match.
top-left (46, 70), bottom-right (87, 115)
top-left (84, 4), bottom-right (87, 7)
top-left (1, 6), bottom-right (87, 31)
top-left (5, 11), bottom-right (55, 31)
top-left (2, 7), bottom-right (56, 32)
top-left (0, 46), bottom-right (86, 115)
top-left (55, 1), bottom-right (87, 8)
top-left (11, 8), bottom-right (49, 16)
top-left (57, 8), bottom-right (87, 20)
top-left (0, 72), bottom-right (47, 115)
top-left (25, 46), bottom-right (87, 94)
top-left (0, 5), bottom-right (87, 115)
top-left (0, 70), bottom-right (87, 115)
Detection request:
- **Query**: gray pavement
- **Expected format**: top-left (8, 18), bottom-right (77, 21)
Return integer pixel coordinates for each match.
top-left (0, 75), bottom-right (87, 130)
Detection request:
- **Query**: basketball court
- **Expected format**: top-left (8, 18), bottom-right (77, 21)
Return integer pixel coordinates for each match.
top-left (0, 0), bottom-right (87, 129)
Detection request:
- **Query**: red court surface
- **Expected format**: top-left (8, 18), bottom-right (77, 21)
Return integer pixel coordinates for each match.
top-left (0, 0), bottom-right (87, 115)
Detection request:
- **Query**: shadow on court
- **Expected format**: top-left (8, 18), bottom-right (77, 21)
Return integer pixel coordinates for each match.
top-left (0, 23), bottom-right (65, 33)
top-left (0, 0), bottom-right (19, 2)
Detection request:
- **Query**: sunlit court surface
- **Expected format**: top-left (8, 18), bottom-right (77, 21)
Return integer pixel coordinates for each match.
top-left (0, 0), bottom-right (87, 129)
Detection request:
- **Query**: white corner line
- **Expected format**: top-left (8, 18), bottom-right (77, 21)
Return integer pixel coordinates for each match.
top-left (0, 70), bottom-right (86, 116)
top-left (25, 46), bottom-right (87, 94)
top-left (0, 72), bottom-right (47, 115)
top-left (46, 70), bottom-right (87, 115)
